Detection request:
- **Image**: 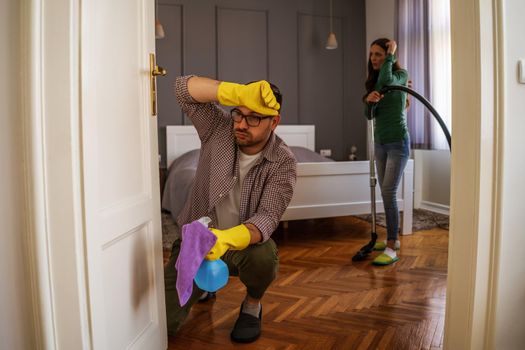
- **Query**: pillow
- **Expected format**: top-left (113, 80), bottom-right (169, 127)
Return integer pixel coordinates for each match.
top-left (290, 146), bottom-right (334, 163)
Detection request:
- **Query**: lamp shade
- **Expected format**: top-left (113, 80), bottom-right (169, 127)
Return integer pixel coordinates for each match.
top-left (155, 20), bottom-right (165, 39)
top-left (326, 32), bottom-right (338, 50)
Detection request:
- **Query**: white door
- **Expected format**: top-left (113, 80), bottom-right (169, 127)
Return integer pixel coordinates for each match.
top-left (81, 0), bottom-right (166, 348)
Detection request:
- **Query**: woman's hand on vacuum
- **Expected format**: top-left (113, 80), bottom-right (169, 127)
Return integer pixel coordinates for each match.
top-left (386, 40), bottom-right (397, 55)
top-left (366, 91), bottom-right (383, 104)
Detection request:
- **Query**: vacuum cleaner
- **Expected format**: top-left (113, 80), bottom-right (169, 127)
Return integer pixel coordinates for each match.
top-left (352, 85), bottom-right (452, 261)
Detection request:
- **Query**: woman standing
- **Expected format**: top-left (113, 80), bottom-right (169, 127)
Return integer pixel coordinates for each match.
top-left (364, 38), bottom-right (410, 265)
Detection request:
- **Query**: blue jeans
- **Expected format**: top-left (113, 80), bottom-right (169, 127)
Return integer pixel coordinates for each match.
top-left (374, 137), bottom-right (410, 241)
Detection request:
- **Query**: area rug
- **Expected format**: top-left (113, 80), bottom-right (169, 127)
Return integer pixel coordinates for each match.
top-left (354, 208), bottom-right (449, 232)
top-left (162, 212), bottom-right (180, 250)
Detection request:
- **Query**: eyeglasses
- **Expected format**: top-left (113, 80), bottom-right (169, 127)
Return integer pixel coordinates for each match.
top-left (230, 109), bottom-right (274, 127)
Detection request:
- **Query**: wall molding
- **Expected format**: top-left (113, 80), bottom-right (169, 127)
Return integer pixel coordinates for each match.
top-left (419, 201), bottom-right (449, 215)
top-left (215, 6), bottom-right (270, 81)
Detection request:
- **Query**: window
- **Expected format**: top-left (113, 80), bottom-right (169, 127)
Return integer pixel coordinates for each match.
top-left (397, 0), bottom-right (451, 150)
top-left (428, 0), bottom-right (452, 150)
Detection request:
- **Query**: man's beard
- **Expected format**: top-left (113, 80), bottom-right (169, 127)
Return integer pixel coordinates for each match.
top-left (234, 130), bottom-right (254, 146)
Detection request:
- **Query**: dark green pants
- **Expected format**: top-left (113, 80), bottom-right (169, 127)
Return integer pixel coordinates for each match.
top-left (164, 238), bottom-right (279, 335)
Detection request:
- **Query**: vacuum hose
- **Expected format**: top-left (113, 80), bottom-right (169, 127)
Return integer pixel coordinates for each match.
top-left (380, 85), bottom-right (451, 150)
top-left (351, 85), bottom-right (451, 262)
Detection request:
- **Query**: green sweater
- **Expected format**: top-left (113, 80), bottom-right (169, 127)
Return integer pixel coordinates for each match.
top-left (364, 54), bottom-right (409, 144)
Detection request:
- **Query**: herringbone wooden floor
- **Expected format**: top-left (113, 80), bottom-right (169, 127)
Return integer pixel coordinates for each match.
top-left (165, 216), bottom-right (448, 350)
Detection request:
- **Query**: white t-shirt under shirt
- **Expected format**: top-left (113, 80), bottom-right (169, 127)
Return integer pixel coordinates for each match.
top-left (215, 149), bottom-right (261, 229)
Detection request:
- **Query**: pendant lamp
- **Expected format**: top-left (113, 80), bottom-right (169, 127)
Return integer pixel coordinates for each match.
top-left (155, 0), bottom-right (165, 39)
top-left (326, 0), bottom-right (338, 49)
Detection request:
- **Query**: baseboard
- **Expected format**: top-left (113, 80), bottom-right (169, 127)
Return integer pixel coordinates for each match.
top-left (418, 201), bottom-right (450, 215)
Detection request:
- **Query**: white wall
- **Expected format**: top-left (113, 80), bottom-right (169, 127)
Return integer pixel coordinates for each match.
top-left (493, 0), bottom-right (525, 347)
top-left (0, 0), bottom-right (36, 349)
top-left (413, 149), bottom-right (450, 213)
top-left (365, 0), bottom-right (396, 46)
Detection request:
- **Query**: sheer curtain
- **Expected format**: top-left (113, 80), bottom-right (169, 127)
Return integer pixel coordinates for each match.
top-left (397, 0), bottom-right (451, 150)
top-left (396, 0), bottom-right (431, 149)
top-left (428, 0), bottom-right (452, 150)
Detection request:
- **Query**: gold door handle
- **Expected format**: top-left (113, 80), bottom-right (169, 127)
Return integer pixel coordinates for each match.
top-left (153, 65), bottom-right (167, 77)
top-left (150, 53), bottom-right (167, 116)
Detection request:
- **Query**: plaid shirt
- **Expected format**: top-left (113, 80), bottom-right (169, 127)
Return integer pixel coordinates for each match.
top-left (175, 75), bottom-right (297, 242)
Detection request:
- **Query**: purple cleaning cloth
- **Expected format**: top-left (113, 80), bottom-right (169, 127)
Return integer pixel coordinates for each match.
top-left (175, 220), bottom-right (217, 306)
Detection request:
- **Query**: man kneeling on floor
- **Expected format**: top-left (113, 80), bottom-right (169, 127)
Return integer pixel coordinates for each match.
top-left (164, 75), bottom-right (297, 343)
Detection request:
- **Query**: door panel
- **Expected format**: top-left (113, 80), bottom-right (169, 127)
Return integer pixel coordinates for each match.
top-left (217, 7), bottom-right (268, 82)
top-left (100, 224), bottom-right (155, 349)
top-left (81, 0), bottom-right (166, 348)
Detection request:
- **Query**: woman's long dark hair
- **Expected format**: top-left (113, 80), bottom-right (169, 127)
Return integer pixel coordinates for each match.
top-left (364, 38), bottom-right (403, 95)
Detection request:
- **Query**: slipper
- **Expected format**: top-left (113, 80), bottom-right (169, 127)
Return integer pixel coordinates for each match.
top-left (231, 304), bottom-right (262, 343)
top-left (373, 240), bottom-right (400, 251)
top-left (372, 253), bottom-right (399, 265)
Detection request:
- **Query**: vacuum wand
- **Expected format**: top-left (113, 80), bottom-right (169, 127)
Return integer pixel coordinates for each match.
top-left (352, 104), bottom-right (379, 261)
top-left (352, 85), bottom-right (452, 262)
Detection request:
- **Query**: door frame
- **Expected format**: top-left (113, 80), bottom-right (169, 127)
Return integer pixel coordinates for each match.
top-left (22, 0), bottom-right (91, 348)
top-left (444, 0), bottom-right (503, 348)
top-left (21, 0), bottom-right (502, 348)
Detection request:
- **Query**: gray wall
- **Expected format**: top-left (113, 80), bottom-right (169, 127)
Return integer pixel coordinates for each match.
top-left (156, 0), bottom-right (367, 167)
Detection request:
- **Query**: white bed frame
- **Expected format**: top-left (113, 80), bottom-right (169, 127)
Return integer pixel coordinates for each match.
top-left (166, 125), bottom-right (414, 234)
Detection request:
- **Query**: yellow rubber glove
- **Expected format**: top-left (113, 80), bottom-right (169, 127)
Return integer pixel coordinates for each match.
top-left (206, 224), bottom-right (251, 260)
top-left (217, 81), bottom-right (280, 116)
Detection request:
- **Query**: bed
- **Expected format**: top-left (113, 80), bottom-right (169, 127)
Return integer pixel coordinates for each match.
top-left (163, 125), bottom-right (414, 235)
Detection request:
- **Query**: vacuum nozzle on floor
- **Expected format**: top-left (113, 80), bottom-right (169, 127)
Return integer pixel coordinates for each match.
top-left (352, 232), bottom-right (378, 261)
